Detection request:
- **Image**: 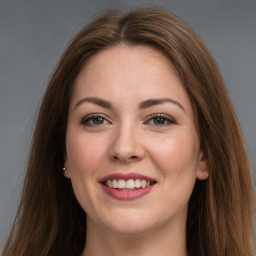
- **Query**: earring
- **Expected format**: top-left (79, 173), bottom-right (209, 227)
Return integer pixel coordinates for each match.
top-left (63, 167), bottom-right (68, 174)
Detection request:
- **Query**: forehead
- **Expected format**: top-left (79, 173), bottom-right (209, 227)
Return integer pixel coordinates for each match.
top-left (78, 44), bottom-right (178, 81)
top-left (71, 44), bottom-right (192, 115)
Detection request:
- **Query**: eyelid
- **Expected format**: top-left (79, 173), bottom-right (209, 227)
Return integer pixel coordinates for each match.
top-left (80, 113), bottom-right (112, 126)
top-left (144, 113), bottom-right (177, 126)
top-left (80, 113), bottom-right (176, 127)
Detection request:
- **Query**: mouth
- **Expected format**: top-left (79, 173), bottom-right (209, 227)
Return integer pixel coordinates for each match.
top-left (99, 173), bottom-right (157, 200)
top-left (102, 179), bottom-right (156, 190)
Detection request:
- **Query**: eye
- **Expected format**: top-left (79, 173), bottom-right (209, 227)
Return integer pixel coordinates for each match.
top-left (145, 114), bottom-right (176, 126)
top-left (80, 114), bottom-right (111, 126)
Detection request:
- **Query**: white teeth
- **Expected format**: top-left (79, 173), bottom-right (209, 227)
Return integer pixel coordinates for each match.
top-left (112, 179), bottom-right (118, 188)
top-left (107, 180), bottom-right (112, 188)
top-left (141, 179), bottom-right (146, 188)
top-left (135, 179), bottom-right (141, 188)
top-left (126, 179), bottom-right (135, 189)
top-left (117, 179), bottom-right (126, 189)
top-left (105, 178), bottom-right (153, 189)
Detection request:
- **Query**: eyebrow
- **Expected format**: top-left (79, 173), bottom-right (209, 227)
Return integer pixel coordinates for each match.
top-left (74, 97), bottom-right (112, 110)
top-left (139, 98), bottom-right (185, 112)
top-left (74, 97), bottom-right (185, 112)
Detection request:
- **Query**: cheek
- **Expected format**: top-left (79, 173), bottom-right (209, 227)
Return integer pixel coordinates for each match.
top-left (148, 131), bottom-right (200, 178)
top-left (66, 132), bottom-right (107, 176)
top-left (65, 132), bottom-right (108, 211)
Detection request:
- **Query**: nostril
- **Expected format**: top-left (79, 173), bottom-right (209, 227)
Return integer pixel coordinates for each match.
top-left (111, 155), bottom-right (138, 161)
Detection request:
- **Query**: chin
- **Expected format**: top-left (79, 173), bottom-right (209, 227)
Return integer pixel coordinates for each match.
top-left (106, 221), bottom-right (153, 237)
top-left (97, 209), bottom-right (159, 236)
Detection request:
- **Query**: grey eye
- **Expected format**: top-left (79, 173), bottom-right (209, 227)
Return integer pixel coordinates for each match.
top-left (147, 115), bottom-right (175, 126)
top-left (81, 115), bottom-right (109, 126)
top-left (153, 117), bottom-right (167, 125)
top-left (92, 117), bottom-right (105, 124)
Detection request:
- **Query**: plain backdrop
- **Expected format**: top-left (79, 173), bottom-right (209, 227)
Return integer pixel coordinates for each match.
top-left (0, 0), bottom-right (255, 251)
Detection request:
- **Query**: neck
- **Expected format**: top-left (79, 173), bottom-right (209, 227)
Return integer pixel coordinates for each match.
top-left (82, 216), bottom-right (188, 256)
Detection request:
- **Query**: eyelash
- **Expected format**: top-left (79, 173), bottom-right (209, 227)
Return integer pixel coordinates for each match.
top-left (80, 114), bottom-right (111, 126)
top-left (144, 114), bottom-right (176, 127)
top-left (80, 113), bottom-right (176, 127)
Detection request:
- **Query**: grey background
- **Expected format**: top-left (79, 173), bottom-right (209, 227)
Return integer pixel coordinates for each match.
top-left (0, 0), bottom-right (255, 251)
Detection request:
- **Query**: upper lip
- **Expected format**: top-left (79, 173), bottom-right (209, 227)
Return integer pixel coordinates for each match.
top-left (99, 172), bottom-right (156, 183)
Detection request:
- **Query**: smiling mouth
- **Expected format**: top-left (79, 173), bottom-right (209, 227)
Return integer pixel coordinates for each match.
top-left (100, 173), bottom-right (157, 200)
top-left (102, 179), bottom-right (156, 191)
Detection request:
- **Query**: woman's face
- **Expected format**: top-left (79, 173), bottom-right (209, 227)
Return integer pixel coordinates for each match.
top-left (65, 44), bottom-right (208, 236)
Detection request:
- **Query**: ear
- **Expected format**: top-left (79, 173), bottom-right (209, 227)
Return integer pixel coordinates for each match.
top-left (196, 150), bottom-right (209, 180)
top-left (63, 154), bottom-right (71, 179)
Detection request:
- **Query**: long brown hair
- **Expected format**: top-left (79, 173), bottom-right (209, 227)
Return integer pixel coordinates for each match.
top-left (2, 8), bottom-right (255, 256)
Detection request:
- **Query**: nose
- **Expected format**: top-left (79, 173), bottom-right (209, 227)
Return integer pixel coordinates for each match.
top-left (109, 123), bottom-right (145, 163)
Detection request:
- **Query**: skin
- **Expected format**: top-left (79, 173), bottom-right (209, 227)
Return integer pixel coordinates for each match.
top-left (65, 44), bottom-right (208, 256)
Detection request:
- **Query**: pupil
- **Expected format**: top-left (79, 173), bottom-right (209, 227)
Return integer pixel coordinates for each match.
top-left (154, 117), bottom-right (165, 124)
top-left (94, 117), bottom-right (104, 124)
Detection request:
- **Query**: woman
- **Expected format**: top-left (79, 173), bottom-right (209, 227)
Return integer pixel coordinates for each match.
top-left (2, 8), bottom-right (255, 256)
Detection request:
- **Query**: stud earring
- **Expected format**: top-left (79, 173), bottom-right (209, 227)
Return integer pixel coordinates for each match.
top-left (63, 167), bottom-right (68, 174)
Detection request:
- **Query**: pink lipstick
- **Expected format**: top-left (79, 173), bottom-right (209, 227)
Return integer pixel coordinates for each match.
top-left (99, 172), bottom-right (156, 200)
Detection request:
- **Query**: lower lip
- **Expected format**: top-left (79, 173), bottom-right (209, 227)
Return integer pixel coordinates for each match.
top-left (100, 184), bottom-right (155, 200)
